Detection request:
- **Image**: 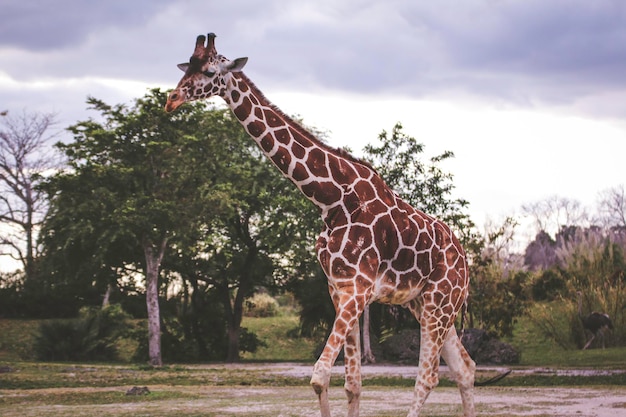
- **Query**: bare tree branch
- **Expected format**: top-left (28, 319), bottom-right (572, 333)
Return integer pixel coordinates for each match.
top-left (0, 109), bottom-right (61, 274)
top-left (522, 195), bottom-right (589, 237)
top-left (597, 185), bottom-right (626, 228)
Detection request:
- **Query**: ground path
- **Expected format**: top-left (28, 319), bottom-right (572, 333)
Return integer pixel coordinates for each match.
top-left (1, 363), bottom-right (625, 416)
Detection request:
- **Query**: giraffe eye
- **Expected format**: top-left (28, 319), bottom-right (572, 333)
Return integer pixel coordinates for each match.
top-left (202, 70), bottom-right (216, 78)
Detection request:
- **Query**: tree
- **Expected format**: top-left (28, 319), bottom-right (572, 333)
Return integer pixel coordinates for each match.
top-left (41, 90), bottom-right (222, 365)
top-left (173, 136), bottom-right (320, 362)
top-left (0, 110), bottom-right (59, 278)
top-left (523, 195), bottom-right (589, 237)
top-left (43, 90), bottom-right (319, 363)
top-left (597, 185), bottom-right (626, 228)
top-left (363, 123), bottom-right (474, 241)
top-left (467, 217), bottom-right (529, 336)
top-left (524, 230), bottom-right (557, 271)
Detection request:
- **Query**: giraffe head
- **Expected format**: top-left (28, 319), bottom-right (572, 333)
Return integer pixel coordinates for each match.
top-left (165, 33), bottom-right (248, 112)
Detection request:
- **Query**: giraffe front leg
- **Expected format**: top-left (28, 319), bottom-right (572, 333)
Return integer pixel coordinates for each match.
top-left (344, 320), bottom-right (362, 417)
top-left (406, 299), bottom-right (451, 417)
top-left (311, 347), bottom-right (334, 417)
top-left (311, 291), bottom-right (365, 417)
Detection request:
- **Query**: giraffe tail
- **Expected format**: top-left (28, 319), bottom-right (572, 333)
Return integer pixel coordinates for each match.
top-left (459, 300), bottom-right (468, 333)
top-left (474, 369), bottom-right (511, 386)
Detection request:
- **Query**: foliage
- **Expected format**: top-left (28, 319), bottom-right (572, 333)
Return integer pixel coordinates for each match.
top-left (469, 267), bottom-right (531, 337)
top-left (32, 89), bottom-right (322, 363)
top-left (40, 90), bottom-right (224, 299)
top-left (35, 89), bottom-right (229, 344)
top-left (527, 230), bottom-right (626, 349)
top-left (33, 305), bottom-right (132, 362)
top-left (597, 185), bottom-right (626, 228)
top-left (291, 269), bottom-right (335, 339)
top-left (244, 293), bottom-right (280, 317)
top-left (240, 315), bottom-right (317, 361)
top-left (530, 269), bottom-right (567, 301)
top-left (363, 122), bottom-right (475, 243)
top-left (459, 215), bottom-right (530, 337)
top-left (526, 300), bottom-right (575, 350)
top-left (166, 113), bottom-right (320, 362)
top-left (129, 286), bottom-right (266, 363)
top-left (524, 230), bottom-right (557, 271)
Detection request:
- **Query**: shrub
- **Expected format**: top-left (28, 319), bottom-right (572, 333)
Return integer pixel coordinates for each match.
top-left (531, 269), bottom-right (567, 301)
top-left (34, 304), bottom-right (131, 361)
top-left (469, 268), bottom-right (531, 337)
top-left (527, 299), bottom-right (577, 350)
top-left (243, 293), bottom-right (280, 317)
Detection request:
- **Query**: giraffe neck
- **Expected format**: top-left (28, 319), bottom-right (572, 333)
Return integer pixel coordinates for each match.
top-left (222, 72), bottom-right (373, 214)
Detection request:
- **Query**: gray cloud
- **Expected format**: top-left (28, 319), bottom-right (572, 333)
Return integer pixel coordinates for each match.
top-left (1, 0), bottom-right (626, 121)
top-left (0, 0), bottom-right (170, 50)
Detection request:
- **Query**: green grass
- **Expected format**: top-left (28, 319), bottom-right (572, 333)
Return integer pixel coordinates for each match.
top-left (0, 388), bottom-right (201, 407)
top-left (0, 362), bottom-right (312, 390)
top-left (0, 319), bottom-right (39, 361)
top-left (2, 309), bottom-right (626, 369)
top-left (241, 315), bottom-right (317, 362)
top-left (505, 313), bottom-right (626, 368)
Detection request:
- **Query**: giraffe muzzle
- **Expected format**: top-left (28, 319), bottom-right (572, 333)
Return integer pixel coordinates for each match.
top-left (165, 90), bottom-right (185, 113)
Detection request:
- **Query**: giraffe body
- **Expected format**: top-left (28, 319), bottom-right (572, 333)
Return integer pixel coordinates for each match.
top-left (166, 33), bottom-right (476, 417)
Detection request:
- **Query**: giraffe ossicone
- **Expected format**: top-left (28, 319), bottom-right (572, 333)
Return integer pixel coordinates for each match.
top-left (166, 33), bottom-right (477, 417)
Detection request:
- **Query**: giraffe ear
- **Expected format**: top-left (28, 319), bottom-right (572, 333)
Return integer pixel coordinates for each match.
top-left (226, 57), bottom-right (248, 72)
top-left (177, 63), bottom-right (189, 72)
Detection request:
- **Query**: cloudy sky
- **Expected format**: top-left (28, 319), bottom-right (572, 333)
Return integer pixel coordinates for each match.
top-left (2, 0), bottom-right (626, 238)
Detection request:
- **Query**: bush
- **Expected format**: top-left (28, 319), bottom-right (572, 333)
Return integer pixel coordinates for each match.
top-left (527, 299), bottom-right (577, 350)
top-left (132, 289), bottom-right (266, 363)
top-left (34, 305), bottom-right (131, 361)
top-left (531, 269), bottom-right (567, 301)
top-left (469, 268), bottom-right (531, 337)
top-left (243, 293), bottom-right (280, 317)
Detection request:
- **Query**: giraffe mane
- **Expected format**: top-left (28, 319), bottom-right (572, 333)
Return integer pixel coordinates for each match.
top-left (235, 72), bottom-right (376, 173)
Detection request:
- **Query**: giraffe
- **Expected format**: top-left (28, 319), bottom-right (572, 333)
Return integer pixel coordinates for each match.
top-left (165, 33), bottom-right (476, 417)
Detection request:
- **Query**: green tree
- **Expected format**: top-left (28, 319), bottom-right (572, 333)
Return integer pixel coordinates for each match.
top-left (40, 90), bottom-right (222, 365)
top-left (464, 216), bottom-right (530, 337)
top-left (363, 122), bottom-right (474, 241)
top-left (171, 134), bottom-right (320, 362)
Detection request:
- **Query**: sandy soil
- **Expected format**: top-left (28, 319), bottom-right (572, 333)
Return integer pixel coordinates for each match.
top-left (194, 362), bottom-right (626, 416)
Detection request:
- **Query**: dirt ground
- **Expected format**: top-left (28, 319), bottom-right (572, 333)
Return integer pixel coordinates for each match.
top-left (2, 363), bottom-right (625, 417)
top-left (228, 363), bottom-right (626, 416)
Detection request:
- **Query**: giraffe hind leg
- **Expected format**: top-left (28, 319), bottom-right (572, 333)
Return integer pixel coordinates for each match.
top-left (441, 329), bottom-right (476, 417)
top-left (406, 319), bottom-right (444, 417)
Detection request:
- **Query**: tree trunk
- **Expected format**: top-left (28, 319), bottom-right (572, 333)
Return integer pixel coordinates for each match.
top-left (224, 241), bottom-right (257, 362)
top-left (102, 283), bottom-right (113, 308)
top-left (225, 277), bottom-right (247, 362)
top-left (188, 278), bottom-right (209, 358)
top-left (143, 237), bottom-right (168, 367)
top-left (226, 325), bottom-right (240, 362)
top-left (361, 305), bottom-right (376, 364)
